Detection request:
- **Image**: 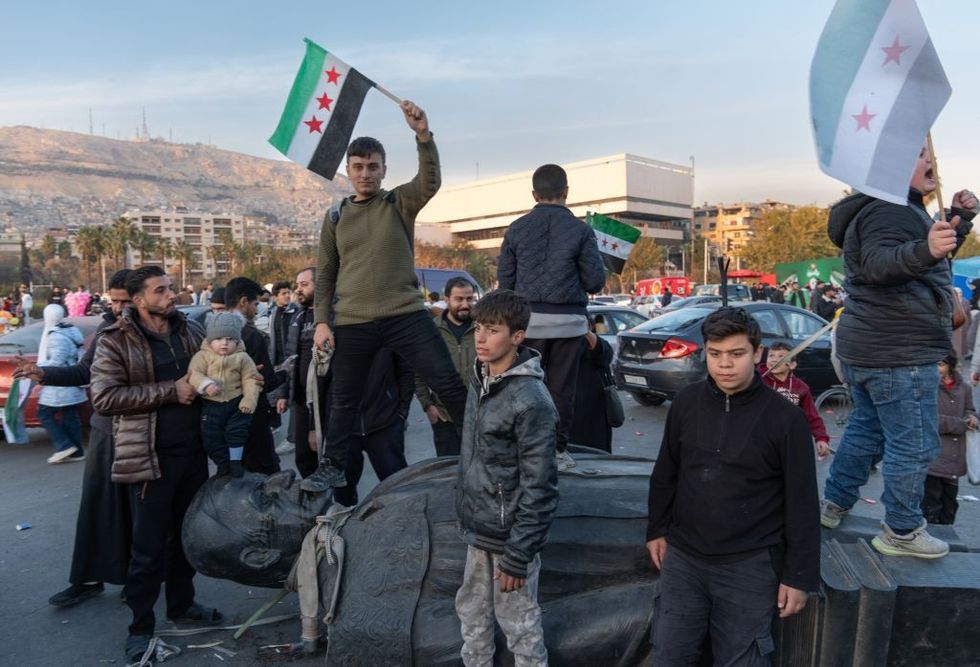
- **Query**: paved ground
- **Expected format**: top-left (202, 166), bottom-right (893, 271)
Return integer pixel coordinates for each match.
top-left (2, 390), bottom-right (979, 666)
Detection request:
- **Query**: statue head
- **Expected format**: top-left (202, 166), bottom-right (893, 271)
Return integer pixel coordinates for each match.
top-left (182, 470), bottom-right (334, 587)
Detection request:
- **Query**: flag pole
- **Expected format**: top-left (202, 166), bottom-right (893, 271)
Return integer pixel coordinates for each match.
top-left (926, 131), bottom-right (946, 219)
top-left (374, 83), bottom-right (403, 106)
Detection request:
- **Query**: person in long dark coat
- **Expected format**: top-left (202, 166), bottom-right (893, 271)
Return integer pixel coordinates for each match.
top-left (569, 327), bottom-right (615, 452)
top-left (14, 270), bottom-right (134, 607)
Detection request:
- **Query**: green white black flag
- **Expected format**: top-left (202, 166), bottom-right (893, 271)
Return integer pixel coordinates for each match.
top-left (587, 212), bottom-right (641, 274)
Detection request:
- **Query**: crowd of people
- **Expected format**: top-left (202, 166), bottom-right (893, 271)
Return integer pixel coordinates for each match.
top-left (5, 99), bottom-right (978, 665)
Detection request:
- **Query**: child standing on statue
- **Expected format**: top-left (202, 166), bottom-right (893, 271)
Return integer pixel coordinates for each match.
top-left (454, 290), bottom-right (558, 667)
top-left (189, 312), bottom-right (260, 478)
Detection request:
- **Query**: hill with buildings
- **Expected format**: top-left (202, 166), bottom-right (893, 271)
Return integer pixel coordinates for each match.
top-left (0, 126), bottom-right (349, 234)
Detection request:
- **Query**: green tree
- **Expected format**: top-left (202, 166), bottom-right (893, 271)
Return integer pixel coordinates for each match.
top-left (739, 206), bottom-right (838, 272)
top-left (957, 231), bottom-right (980, 258)
top-left (130, 230), bottom-right (158, 267)
top-left (107, 217), bottom-right (137, 269)
top-left (157, 237), bottom-right (174, 276)
top-left (173, 240), bottom-right (196, 287)
top-left (74, 225), bottom-right (105, 290)
top-left (39, 234), bottom-right (59, 260)
top-left (613, 237), bottom-right (666, 291)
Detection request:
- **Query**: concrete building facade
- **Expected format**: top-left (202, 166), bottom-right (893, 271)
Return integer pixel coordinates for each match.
top-left (416, 154), bottom-right (694, 257)
top-left (693, 200), bottom-right (793, 257)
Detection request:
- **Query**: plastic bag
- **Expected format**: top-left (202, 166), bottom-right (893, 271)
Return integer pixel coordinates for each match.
top-left (966, 429), bottom-right (980, 485)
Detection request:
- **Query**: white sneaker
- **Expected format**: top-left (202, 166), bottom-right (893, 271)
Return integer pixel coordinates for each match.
top-left (275, 440), bottom-right (295, 455)
top-left (871, 521), bottom-right (949, 559)
top-left (555, 450), bottom-right (577, 472)
top-left (47, 446), bottom-right (80, 464)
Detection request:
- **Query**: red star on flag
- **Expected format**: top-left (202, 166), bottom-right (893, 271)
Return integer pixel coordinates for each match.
top-left (611, 242), bottom-right (620, 251)
top-left (316, 93), bottom-right (334, 111)
top-left (601, 238), bottom-right (609, 247)
top-left (852, 105), bottom-right (876, 132)
top-left (325, 66), bottom-right (342, 85)
top-left (881, 36), bottom-right (910, 66)
top-left (304, 115), bottom-right (324, 133)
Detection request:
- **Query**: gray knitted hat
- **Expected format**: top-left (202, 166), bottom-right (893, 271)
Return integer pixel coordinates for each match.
top-left (206, 311), bottom-right (242, 343)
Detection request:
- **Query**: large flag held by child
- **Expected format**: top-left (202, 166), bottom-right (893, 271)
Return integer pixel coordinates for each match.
top-left (269, 39), bottom-right (375, 181)
top-left (587, 212), bottom-right (640, 274)
top-left (809, 0), bottom-right (951, 205)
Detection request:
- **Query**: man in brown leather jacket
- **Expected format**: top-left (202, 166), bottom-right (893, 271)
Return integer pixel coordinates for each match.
top-left (90, 265), bottom-right (222, 663)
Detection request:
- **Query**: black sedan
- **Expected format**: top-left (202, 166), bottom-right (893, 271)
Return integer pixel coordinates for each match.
top-left (613, 302), bottom-right (836, 406)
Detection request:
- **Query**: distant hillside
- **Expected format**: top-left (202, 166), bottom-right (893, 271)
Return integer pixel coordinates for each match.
top-left (0, 126), bottom-right (350, 232)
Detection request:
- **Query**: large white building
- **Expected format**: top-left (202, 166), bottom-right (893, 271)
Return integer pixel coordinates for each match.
top-left (416, 153), bottom-right (694, 256)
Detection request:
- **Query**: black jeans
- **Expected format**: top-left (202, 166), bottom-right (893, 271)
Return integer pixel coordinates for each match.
top-left (325, 311), bottom-right (466, 466)
top-left (524, 337), bottom-right (584, 452)
top-left (653, 547), bottom-right (778, 667)
top-left (243, 401), bottom-right (281, 475)
top-left (291, 402), bottom-right (318, 478)
top-left (201, 396), bottom-right (251, 466)
top-left (431, 419), bottom-right (461, 457)
top-left (921, 475), bottom-right (959, 525)
top-left (124, 452), bottom-right (208, 636)
top-left (334, 418), bottom-right (408, 507)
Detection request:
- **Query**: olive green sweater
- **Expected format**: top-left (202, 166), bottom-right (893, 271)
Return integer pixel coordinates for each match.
top-left (314, 138), bottom-right (441, 326)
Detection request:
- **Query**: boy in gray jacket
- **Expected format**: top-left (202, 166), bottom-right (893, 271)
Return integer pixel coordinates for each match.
top-left (455, 289), bottom-right (559, 667)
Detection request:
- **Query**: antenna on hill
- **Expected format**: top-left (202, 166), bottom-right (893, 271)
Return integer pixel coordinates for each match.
top-left (88, 108), bottom-right (93, 135)
top-left (141, 107), bottom-right (149, 139)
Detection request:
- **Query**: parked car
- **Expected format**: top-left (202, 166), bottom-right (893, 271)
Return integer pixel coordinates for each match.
top-left (613, 302), bottom-right (836, 406)
top-left (0, 317), bottom-right (101, 430)
top-left (415, 268), bottom-right (485, 299)
top-left (691, 283), bottom-right (751, 301)
top-left (586, 304), bottom-right (648, 349)
top-left (654, 295), bottom-right (723, 317)
top-left (630, 295), bottom-right (662, 318)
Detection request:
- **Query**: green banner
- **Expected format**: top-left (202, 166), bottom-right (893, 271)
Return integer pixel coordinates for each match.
top-left (775, 256), bottom-right (844, 287)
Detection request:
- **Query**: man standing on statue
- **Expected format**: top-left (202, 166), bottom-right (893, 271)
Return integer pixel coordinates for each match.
top-left (308, 100), bottom-right (466, 492)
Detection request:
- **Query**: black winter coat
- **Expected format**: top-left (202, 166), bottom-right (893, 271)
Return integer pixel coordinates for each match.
top-left (828, 190), bottom-right (974, 367)
top-left (456, 347), bottom-right (559, 578)
top-left (497, 203), bottom-right (606, 314)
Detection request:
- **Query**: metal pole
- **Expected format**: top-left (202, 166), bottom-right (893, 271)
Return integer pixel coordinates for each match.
top-left (703, 237), bottom-right (708, 284)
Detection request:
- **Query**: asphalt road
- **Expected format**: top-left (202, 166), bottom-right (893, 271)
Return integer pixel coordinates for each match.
top-left (2, 390), bottom-right (979, 666)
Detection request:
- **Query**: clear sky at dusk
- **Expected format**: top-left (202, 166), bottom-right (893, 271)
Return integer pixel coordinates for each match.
top-left (2, 0), bottom-right (978, 206)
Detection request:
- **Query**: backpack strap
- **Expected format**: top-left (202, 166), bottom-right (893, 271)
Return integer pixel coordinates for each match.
top-left (328, 191), bottom-right (411, 248)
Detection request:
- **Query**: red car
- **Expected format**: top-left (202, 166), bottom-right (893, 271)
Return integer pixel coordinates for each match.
top-left (0, 317), bottom-right (101, 430)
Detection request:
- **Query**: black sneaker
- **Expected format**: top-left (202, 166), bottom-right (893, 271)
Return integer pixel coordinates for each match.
top-left (125, 634), bottom-right (152, 663)
top-left (49, 582), bottom-right (104, 607)
top-left (167, 601), bottom-right (223, 623)
top-left (229, 461), bottom-right (244, 478)
top-left (300, 460), bottom-right (347, 493)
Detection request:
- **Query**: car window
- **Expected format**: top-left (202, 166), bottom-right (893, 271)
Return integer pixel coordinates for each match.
top-left (605, 310), bottom-right (647, 332)
top-left (632, 307), bottom-right (715, 333)
top-left (751, 309), bottom-right (783, 337)
top-left (780, 309), bottom-right (828, 341)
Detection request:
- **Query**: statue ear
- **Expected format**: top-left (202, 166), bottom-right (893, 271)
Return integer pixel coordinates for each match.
top-left (240, 547), bottom-right (282, 570)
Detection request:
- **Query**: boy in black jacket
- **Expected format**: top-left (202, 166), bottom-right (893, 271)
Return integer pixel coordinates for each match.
top-left (455, 289), bottom-right (558, 667)
top-left (646, 307), bottom-right (820, 665)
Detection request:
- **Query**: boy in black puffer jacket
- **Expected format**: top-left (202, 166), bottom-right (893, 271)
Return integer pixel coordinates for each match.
top-left (455, 290), bottom-right (558, 667)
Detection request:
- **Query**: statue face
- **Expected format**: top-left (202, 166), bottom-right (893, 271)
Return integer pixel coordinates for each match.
top-left (182, 470), bottom-right (333, 587)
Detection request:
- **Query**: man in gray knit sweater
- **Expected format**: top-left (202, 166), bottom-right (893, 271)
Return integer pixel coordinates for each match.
top-left (307, 100), bottom-right (466, 492)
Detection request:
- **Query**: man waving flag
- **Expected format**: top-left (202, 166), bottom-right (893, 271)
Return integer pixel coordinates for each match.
top-left (809, 0), bottom-right (951, 204)
top-left (270, 39), bottom-right (376, 181)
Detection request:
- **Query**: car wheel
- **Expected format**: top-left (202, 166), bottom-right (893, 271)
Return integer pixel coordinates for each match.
top-left (629, 391), bottom-right (665, 406)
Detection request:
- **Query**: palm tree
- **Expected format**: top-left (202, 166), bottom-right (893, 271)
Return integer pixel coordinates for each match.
top-left (107, 217), bottom-right (137, 269)
top-left (157, 238), bottom-right (174, 277)
top-left (130, 230), bottom-right (158, 268)
top-left (74, 225), bottom-right (103, 289)
top-left (173, 240), bottom-right (195, 288)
